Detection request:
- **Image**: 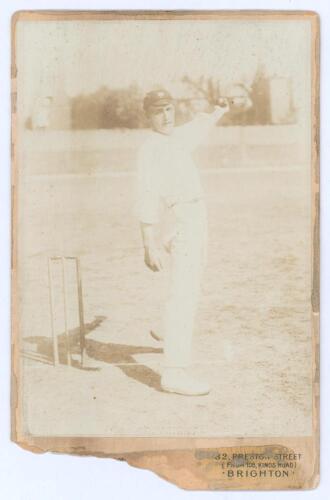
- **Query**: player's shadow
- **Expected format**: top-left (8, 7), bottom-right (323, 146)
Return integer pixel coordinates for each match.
top-left (86, 338), bottom-right (163, 391)
top-left (22, 315), bottom-right (106, 368)
top-left (22, 315), bottom-right (163, 392)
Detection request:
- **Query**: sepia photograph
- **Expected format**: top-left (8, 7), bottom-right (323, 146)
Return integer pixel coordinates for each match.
top-left (11, 10), bottom-right (319, 489)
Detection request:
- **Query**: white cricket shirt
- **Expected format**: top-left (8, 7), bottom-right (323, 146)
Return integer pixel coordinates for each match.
top-left (136, 108), bottom-right (224, 224)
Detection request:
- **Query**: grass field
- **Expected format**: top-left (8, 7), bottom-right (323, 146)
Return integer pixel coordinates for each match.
top-left (17, 131), bottom-right (313, 438)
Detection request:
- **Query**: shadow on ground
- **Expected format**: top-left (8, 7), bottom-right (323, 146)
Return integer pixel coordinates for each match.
top-left (22, 315), bottom-right (163, 391)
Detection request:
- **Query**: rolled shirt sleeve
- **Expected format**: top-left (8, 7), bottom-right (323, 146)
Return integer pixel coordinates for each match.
top-left (135, 142), bottom-right (161, 224)
top-left (176, 106), bottom-right (226, 147)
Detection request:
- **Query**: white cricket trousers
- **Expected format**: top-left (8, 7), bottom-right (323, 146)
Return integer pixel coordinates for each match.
top-left (163, 200), bottom-right (208, 368)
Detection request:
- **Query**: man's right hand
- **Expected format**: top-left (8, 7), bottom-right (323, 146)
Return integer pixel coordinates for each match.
top-left (144, 246), bottom-right (163, 272)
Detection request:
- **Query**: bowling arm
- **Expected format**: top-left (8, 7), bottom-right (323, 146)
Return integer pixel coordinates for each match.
top-left (178, 100), bottom-right (230, 145)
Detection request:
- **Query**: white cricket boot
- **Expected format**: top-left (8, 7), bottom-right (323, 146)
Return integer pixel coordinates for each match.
top-left (161, 368), bottom-right (210, 396)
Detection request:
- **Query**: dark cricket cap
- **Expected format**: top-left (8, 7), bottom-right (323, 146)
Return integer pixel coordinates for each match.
top-left (143, 89), bottom-right (173, 112)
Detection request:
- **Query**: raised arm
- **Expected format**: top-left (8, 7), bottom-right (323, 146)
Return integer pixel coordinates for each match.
top-left (201, 99), bottom-right (231, 125)
top-left (177, 99), bottom-right (230, 146)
